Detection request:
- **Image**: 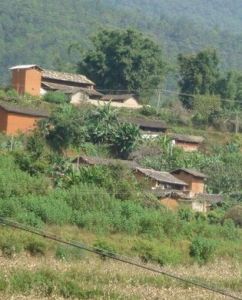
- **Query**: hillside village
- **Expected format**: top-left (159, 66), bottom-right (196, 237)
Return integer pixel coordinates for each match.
top-left (0, 64), bottom-right (225, 214)
top-left (1, 2), bottom-right (242, 299)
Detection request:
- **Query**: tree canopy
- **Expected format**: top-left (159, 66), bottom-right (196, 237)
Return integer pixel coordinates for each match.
top-left (78, 29), bottom-right (165, 98)
top-left (178, 49), bottom-right (220, 108)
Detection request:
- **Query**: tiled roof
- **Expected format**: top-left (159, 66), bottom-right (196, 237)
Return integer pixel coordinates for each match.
top-left (136, 167), bottom-right (188, 186)
top-left (170, 133), bottom-right (204, 144)
top-left (42, 69), bottom-right (94, 85)
top-left (72, 155), bottom-right (139, 169)
top-left (41, 81), bottom-right (103, 97)
top-left (151, 188), bottom-right (188, 198)
top-left (101, 94), bottom-right (136, 102)
top-left (122, 117), bottom-right (168, 130)
top-left (194, 193), bottom-right (223, 204)
top-left (0, 102), bottom-right (49, 118)
top-left (171, 168), bottom-right (207, 179)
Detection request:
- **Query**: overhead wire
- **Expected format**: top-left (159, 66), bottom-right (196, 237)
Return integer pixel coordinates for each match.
top-left (0, 217), bottom-right (241, 300)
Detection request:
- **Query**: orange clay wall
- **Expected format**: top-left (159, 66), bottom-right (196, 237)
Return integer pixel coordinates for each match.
top-left (12, 69), bottom-right (26, 95)
top-left (6, 113), bottom-right (42, 135)
top-left (12, 68), bottom-right (41, 96)
top-left (175, 142), bottom-right (199, 152)
top-left (173, 171), bottom-right (205, 194)
top-left (0, 108), bottom-right (8, 132)
top-left (24, 68), bottom-right (41, 96)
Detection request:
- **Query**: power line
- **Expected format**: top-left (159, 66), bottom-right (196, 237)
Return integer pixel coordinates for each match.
top-left (0, 217), bottom-right (241, 300)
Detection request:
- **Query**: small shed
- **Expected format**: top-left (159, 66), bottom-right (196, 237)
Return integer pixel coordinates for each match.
top-left (170, 133), bottom-right (204, 152)
top-left (171, 168), bottom-right (207, 196)
top-left (99, 94), bottom-right (142, 109)
top-left (192, 194), bottom-right (223, 213)
top-left (0, 102), bottom-right (49, 135)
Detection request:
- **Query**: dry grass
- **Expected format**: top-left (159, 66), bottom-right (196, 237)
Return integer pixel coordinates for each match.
top-left (0, 253), bottom-right (241, 299)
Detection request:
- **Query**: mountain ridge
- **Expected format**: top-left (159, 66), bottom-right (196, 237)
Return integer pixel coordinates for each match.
top-left (1, 0), bottom-right (242, 83)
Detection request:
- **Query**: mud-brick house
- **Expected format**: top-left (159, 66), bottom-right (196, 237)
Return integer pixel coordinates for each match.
top-left (98, 94), bottom-right (142, 109)
top-left (171, 168), bottom-right (206, 197)
top-left (0, 102), bottom-right (49, 135)
top-left (9, 65), bottom-right (102, 102)
top-left (170, 133), bottom-right (204, 152)
top-left (135, 167), bottom-right (188, 191)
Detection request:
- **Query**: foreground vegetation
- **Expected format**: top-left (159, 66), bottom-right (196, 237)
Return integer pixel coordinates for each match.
top-left (0, 251), bottom-right (241, 299)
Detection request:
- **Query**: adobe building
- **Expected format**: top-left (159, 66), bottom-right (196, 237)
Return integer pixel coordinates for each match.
top-left (171, 168), bottom-right (207, 197)
top-left (10, 65), bottom-right (42, 96)
top-left (9, 65), bottom-right (101, 102)
top-left (0, 102), bottom-right (49, 135)
top-left (97, 94), bottom-right (142, 109)
top-left (135, 167), bottom-right (188, 191)
top-left (170, 133), bottom-right (204, 152)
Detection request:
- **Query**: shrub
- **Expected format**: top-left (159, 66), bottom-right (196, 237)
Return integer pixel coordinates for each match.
top-left (55, 245), bottom-right (85, 261)
top-left (221, 219), bottom-right (239, 240)
top-left (132, 240), bottom-right (181, 266)
top-left (93, 239), bottom-right (117, 259)
top-left (140, 105), bottom-right (157, 116)
top-left (25, 240), bottom-right (47, 256)
top-left (225, 205), bottom-right (242, 227)
top-left (190, 237), bottom-right (216, 263)
top-left (112, 122), bottom-right (140, 158)
top-left (43, 91), bottom-right (68, 104)
top-left (0, 239), bottom-right (22, 258)
top-left (207, 211), bottom-right (223, 225)
top-left (178, 207), bottom-right (194, 222)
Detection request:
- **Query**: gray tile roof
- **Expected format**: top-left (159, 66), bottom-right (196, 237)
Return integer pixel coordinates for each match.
top-left (170, 133), bottom-right (204, 144)
top-left (41, 81), bottom-right (103, 97)
top-left (121, 117), bottom-right (168, 130)
top-left (136, 167), bottom-right (188, 186)
top-left (0, 102), bottom-right (49, 118)
top-left (194, 193), bottom-right (223, 204)
top-left (42, 69), bottom-right (94, 85)
top-left (171, 168), bottom-right (207, 179)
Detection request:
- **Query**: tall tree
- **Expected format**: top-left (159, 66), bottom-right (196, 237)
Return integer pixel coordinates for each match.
top-left (178, 49), bottom-right (220, 108)
top-left (78, 29), bottom-right (165, 98)
top-left (216, 71), bottom-right (242, 108)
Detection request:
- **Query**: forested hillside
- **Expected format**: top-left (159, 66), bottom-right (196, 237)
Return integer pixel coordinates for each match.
top-left (1, 0), bottom-right (242, 83)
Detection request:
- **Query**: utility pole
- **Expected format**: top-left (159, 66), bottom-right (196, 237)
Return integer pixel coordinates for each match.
top-left (235, 111), bottom-right (239, 134)
top-left (156, 89), bottom-right (161, 113)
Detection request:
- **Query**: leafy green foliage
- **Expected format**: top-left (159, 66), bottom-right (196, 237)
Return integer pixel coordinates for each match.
top-left (78, 29), bottom-right (164, 98)
top-left (43, 91), bottom-right (68, 104)
top-left (112, 122), bottom-right (140, 158)
top-left (225, 206), bottom-right (242, 227)
top-left (40, 104), bottom-right (87, 151)
top-left (192, 94), bottom-right (221, 126)
top-left (178, 49), bottom-right (220, 108)
top-left (190, 237), bottom-right (216, 263)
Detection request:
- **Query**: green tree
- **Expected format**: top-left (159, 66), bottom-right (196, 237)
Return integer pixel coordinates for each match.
top-left (178, 49), bottom-right (220, 108)
top-left (78, 29), bottom-right (165, 98)
top-left (112, 122), bottom-right (140, 158)
top-left (192, 94), bottom-right (221, 125)
top-left (40, 105), bottom-right (86, 152)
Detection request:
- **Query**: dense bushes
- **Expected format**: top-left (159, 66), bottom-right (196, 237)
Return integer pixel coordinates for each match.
top-left (43, 91), bottom-right (68, 104)
top-left (41, 104), bottom-right (140, 157)
top-left (190, 237), bottom-right (216, 263)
